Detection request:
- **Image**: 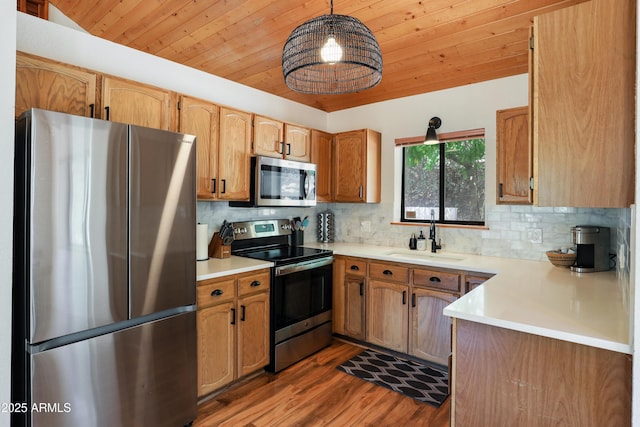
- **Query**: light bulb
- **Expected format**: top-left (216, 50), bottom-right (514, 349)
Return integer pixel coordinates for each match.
top-left (321, 36), bottom-right (343, 63)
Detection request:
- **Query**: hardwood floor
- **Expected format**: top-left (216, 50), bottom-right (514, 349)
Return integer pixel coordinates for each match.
top-left (194, 340), bottom-right (451, 427)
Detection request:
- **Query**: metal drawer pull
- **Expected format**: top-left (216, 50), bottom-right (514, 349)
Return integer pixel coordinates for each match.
top-left (210, 289), bottom-right (224, 296)
top-left (212, 178), bottom-right (216, 193)
top-left (429, 276), bottom-right (441, 282)
top-left (350, 265), bottom-right (360, 271)
top-left (231, 308), bottom-right (236, 325)
top-left (250, 280), bottom-right (261, 287)
top-left (359, 282), bottom-right (364, 296)
top-left (241, 305), bottom-right (246, 321)
top-left (402, 290), bottom-right (407, 305)
top-left (383, 270), bottom-right (393, 275)
top-left (412, 293), bottom-right (416, 307)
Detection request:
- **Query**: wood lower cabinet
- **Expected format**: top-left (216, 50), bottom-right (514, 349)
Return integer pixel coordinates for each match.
top-left (196, 269), bottom-right (270, 398)
top-left (311, 129), bottom-right (333, 202)
top-left (496, 106), bottom-right (531, 204)
top-left (102, 76), bottom-right (174, 130)
top-left (15, 52), bottom-right (97, 118)
top-left (334, 129), bottom-right (381, 203)
top-left (366, 279), bottom-right (409, 353)
top-left (452, 319), bottom-right (632, 427)
top-left (463, 273), bottom-right (493, 293)
top-left (344, 274), bottom-right (366, 340)
top-left (410, 288), bottom-right (456, 365)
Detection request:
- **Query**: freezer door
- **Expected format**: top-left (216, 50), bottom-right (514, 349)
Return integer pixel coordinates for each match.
top-left (128, 126), bottom-right (196, 318)
top-left (28, 311), bottom-right (197, 427)
top-left (22, 109), bottom-right (129, 344)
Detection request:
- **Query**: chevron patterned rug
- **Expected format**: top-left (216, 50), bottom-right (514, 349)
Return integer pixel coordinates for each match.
top-left (337, 349), bottom-right (449, 407)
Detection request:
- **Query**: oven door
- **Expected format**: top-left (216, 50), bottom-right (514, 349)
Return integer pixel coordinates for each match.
top-left (256, 156), bottom-right (316, 207)
top-left (273, 257), bottom-right (333, 332)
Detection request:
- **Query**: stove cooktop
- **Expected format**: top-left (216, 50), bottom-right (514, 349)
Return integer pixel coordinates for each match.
top-left (237, 246), bottom-right (332, 265)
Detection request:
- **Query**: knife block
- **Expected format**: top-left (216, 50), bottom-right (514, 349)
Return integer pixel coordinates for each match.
top-left (208, 232), bottom-right (231, 259)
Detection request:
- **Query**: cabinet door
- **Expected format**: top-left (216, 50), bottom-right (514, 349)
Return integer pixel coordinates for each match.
top-left (197, 301), bottom-right (236, 397)
top-left (16, 53), bottom-right (97, 118)
top-left (496, 106), bottom-right (531, 204)
top-left (284, 124), bottom-right (311, 162)
top-left (464, 274), bottom-right (492, 293)
top-left (218, 107), bottom-right (252, 200)
top-left (344, 275), bottom-right (366, 340)
top-left (366, 280), bottom-right (408, 353)
top-left (102, 76), bottom-right (173, 130)
top-left (237, 291), bottom-right (270, 377)
top-left (311, 129), bottom-right (333, 202)
top-left (533, 0), bottom-right (634, 207)
top-left (332, 257), bottom-right (346, 335)
top-left (334, 130), bottom-right (366, 202)
top-left (253, 115), bottom-right (284, 158)
top-left (179, 96), bottom-right (219, 200)
top-left (410, 288), bottom-right (457, 365)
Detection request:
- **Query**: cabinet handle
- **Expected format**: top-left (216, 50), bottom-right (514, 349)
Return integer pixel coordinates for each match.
top-left (221, 179), bottom-right (226, 194)
top-left (499, 183), bottom-right (504, 198)
top-left (89, 104), bottom-right (95, 118)
top-left (350, 265), bottom-right (360, 271)
top-left (402, 290), bottom-right (407, 305)
top-left (359, 185), bottom-right (363, 199)
top-left (429, 276), bottom-right (441, 283)
top-left (240, 305), bottom-right (246, 321)
top-left (359, 282), bottom-right (364, 296)
top-left (210, 289), bottom-right (223, 297)
top-left (250, 280), bottom-right (261, 287)
top-left (280, 141), bottom-right (285, 154)
top-left (383, 270), bottom-right (393, 276)
top-left (286, 143), bottom-right (291, 155)
top-left (412, 292), bottom-right (416, 307)
top-left (231, 307), bottom-right (236, 325)
top-left (105, 106), bottom-right (110, 121)
top-left (212, 178), bottom-right (216, 194)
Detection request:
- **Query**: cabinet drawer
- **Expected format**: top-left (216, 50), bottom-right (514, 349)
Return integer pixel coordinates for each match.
top-left (413, 269), bottom-right (461, 293)
top-left (237, 270), bottom-right (271, 296)
top-left (197, 278), bottom-right (236, 309)
top-left (345, 259), bottom-right (367, 276)
top-left (369, 262), bottom-right (409, 283)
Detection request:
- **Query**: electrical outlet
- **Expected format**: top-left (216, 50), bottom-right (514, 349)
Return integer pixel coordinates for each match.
top-left (526, 228), bottom-right (542, 244)
top-left (360, 220), bottom-right (371, 232)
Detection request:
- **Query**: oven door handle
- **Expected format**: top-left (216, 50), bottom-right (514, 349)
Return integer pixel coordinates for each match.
top-left (275, 257), bottom-right (334, 276)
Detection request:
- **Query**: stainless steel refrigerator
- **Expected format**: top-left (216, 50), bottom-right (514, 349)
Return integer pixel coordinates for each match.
top-left (12, 109), bottom-right (198, 427)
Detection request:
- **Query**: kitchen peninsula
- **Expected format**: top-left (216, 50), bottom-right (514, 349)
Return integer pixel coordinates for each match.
top-left (304, 242), bottom-right (632, 427)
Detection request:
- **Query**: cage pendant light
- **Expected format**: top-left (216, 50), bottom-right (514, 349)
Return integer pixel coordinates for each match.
top-left (282, 0), bottom-right (383, 95)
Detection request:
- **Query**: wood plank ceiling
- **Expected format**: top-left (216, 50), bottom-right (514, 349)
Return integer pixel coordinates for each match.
top-left (48, 0), bottom-right (588, 112)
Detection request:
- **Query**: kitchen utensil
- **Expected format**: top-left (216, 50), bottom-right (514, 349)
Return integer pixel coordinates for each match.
top-left (301, 216), bottom-right (309, 230)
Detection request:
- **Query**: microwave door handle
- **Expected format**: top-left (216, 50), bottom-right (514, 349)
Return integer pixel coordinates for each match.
top-left (303, 172), bottom-right (310, 198)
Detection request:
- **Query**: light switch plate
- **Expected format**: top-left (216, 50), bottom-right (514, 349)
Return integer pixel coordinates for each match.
top-left (527, 228), bottom-right (542, 244)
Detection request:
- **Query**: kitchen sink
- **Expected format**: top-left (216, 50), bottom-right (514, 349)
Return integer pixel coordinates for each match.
top-left (383, 250), bottom-right (465, 262)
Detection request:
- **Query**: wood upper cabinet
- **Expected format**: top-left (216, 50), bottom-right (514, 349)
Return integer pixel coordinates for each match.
top-left (15, 52), bottom-right (97, 118)
top-left (284, 124), bottom-right (311, 162)
top-left (334, 129), bottom-right (381, 203)
top-left (218, 107), bottom-right (252, 200)
top-left (102, 76), bottom-right (174, 130)
top-left (366, 279), bottom-right (409, 353)
top-left (409, 287), bottom-right (457, 365)
top-left (196, 269), bottom-right (270, 398)
top-left (311, 129), bottom-right (333, 202)
top-left (253, 115), bottom-right (311, 162)
top-left (532, 0), bottom-right (635, 207)
top-left (496, 106), bottom-right (531, 204)
top-left (253, 115), bottom-right (283, 158)
top-left (178, 96), bottom-right (219, 200)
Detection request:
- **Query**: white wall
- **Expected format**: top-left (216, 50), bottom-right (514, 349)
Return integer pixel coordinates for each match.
top-left (1, 4), bottom-right (16, 427)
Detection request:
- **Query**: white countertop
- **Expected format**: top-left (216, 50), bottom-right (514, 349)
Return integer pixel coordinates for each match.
top-left (196, 256), bottom-right (273, 281)
top-left (304, 242), bottom-right (632, 354)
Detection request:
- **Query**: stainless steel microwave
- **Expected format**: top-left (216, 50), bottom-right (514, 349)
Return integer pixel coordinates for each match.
top-left (231, 156), bottom-right (316, 207)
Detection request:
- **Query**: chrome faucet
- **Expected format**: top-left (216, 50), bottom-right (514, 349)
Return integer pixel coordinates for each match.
top-left (429, 209), bottom-right (442, 253)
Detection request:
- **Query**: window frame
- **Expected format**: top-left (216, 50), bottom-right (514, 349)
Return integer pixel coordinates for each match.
top-left (397, 128), bottom-right (486, 226)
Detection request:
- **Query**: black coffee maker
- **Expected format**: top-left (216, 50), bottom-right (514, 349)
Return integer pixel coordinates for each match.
top-left (570, 226), bottom-right (610, 273)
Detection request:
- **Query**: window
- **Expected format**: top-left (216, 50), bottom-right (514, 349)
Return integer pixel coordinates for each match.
top-left (399, 129), bottom-right (485, 225)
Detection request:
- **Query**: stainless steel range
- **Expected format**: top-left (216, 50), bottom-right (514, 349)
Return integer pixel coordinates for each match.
top-left (231, 219), bottom-right (333, 372)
